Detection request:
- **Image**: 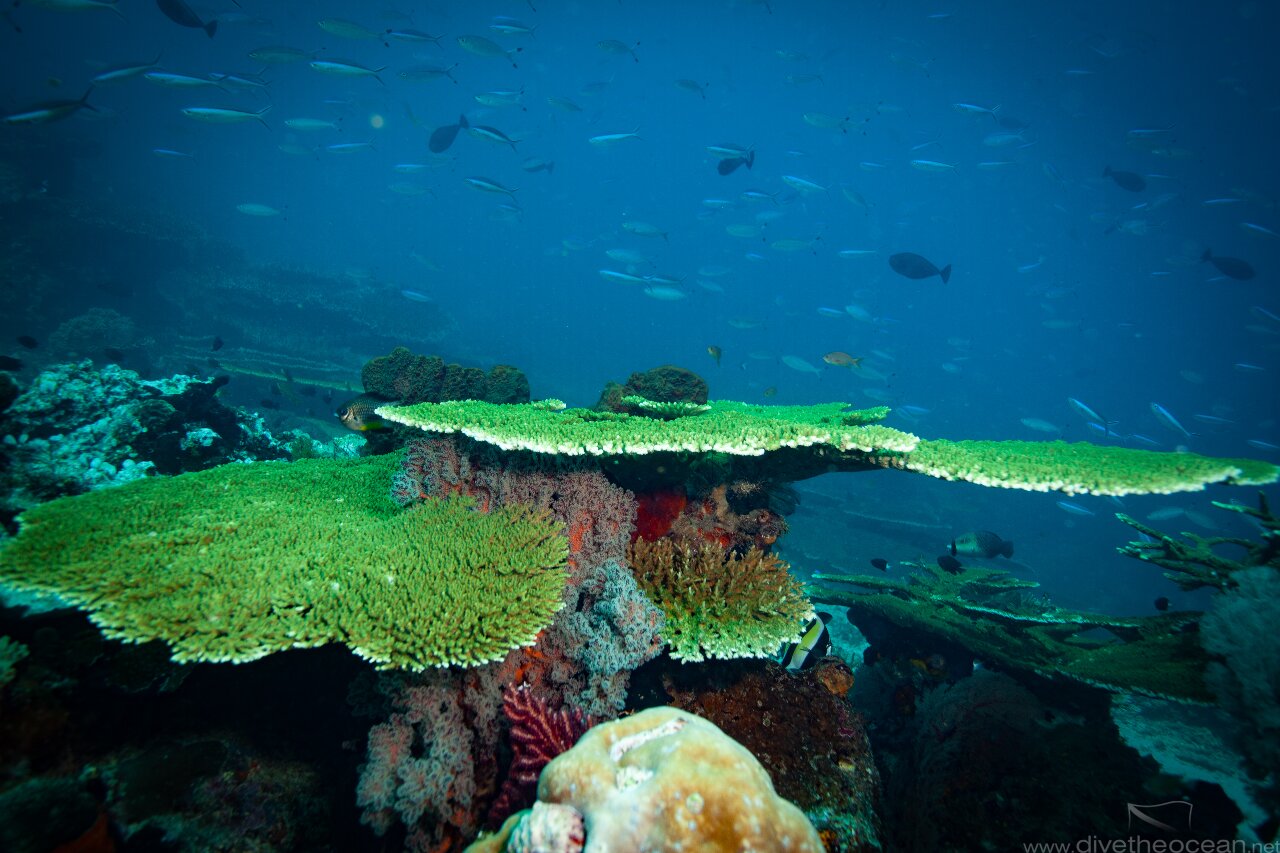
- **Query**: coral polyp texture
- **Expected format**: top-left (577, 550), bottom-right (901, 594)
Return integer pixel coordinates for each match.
top-left (0, 453), bottom-right (569, 669)
top-left (888, 437), bottom-right (1278, 495)
top-left (627, 537), bottom-right (813, 662)
top-left (467, 707), bottom-right (823, 853)
top-left (377, 398), bottom-right (908, 456)
top-left (376, 399), bottom-right (1277, 495)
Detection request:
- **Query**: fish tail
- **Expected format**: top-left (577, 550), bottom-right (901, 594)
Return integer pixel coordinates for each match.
top-left (79, 85), bottom-right (96, 111)
top-left (204, 19), bottom-right (217, 37)
top-left (1002, 540), bottom-right (1014, 558)
top-left (939, 264), bottom-right (952, 284)
top-left (458, 113), bottom-right (469, 128)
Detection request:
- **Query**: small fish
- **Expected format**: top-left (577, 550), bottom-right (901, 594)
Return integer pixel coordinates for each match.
top-left (430, 114), bottom-right (469, 153)
top-left (464, 177), bottom-right (518, 198)
top-left (236, 203), bottom-right (281, 216)
top-left (589, 129), bottom-right (641, 146)
top-left (144, 71), bottom-right (223, 88)
top-left (707, 345), bottom-right (722, 366)
top-left (870, 558), bottom-right (889, 571)
top-left (3, 87), bottom-right (96, 125)
top-left (717, 151), bottom-right (755, 175)
top-left (489, 16), bottom-right (536, 36)
top-left (1153, 596), bottom-right (1170, 612)
top-left (598, 269), bottom-right (649, 285)
top-left (1021, 417), bottom-right (1061, 433)
top-left (675, 79), bottom-right (707, 98)
top-left (1201, 249), bottom-right (1255, 281)
top-left (546, 96), bottom-right (583, 112)
top-left (936, 555), bottom-right (964, 574)
top-left (763, 387), bottom-right (777, 398)
top-left (475, 88), bottom-right (525, 108)
top-left (386, 28), bottom-right (443, 44)
top-left (92, 54), bottom-right (164, 84)
top-left (326, 142), bottom-right (374, 154)
top-left (1246, 439), bottom-right (1279, 451)
top-left (16, 335), bottom-right (37, 349)
top-left (248, 46), bottom-right (314, 64)
top-left (399, 64), bottom-right (459, 84)
top-left (822, 351), bottom-right (862, 369)
top-left (1056, 500), bottom-right (1095, 517)
top-left (211, 336), bottom-right (223, 351)
top-left (598, 39), bottom-right (640, 62)
top-left (803, 112), bottom-right (849, 131)
top-left (457, 34), bottom-right (521, 68)
top-left (781, 355), bottom-right (821, 376)
top-left (467, 124), bottom-right (519, 152)
top-left (776, 612), bottom-right (832, 672)
top-left (284, 118), bottom-right (338, 131)
top-left (1239, 222), bottom-right (1277, 238)
top-left (951, 530), bottom-right (1014, 559)
top-left (909, 159), bottom-right (955, 172)
top-left (310, 59), bottom-right (385, 84)
top-left (952, 102), bottom-right (1000, 120)
top-left (889, 252), bottom-right (951, 283)
top-left (0, 355), bottom-right (23, 370)
top-left (1066, 398), bottom-right (1117, 435)
top-left (520, 157), bottom-right (554, 174)
top-left (182, 106), bottom-right (271, 128)
top-left (400, 290), bottom-right (432, 303)
top-left (643, 286), bottom-right (687, 301)
top-left (158, 0), bottom-right (217, 37)
top-left (621, 221), bottom-right (667, 240)
top-left (337, 394), bottom-right (391, 431)
top-left (982, 131), bottom-right (1026, 147)
top-left (1150, 402), bottom-right (1194, 439)
top-left (1103, 166), bottom-right (1146, 192)
top-left (781, 175), bottom-right (826, 194)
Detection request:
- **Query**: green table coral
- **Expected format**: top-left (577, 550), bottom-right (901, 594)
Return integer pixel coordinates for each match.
top-left (377, 399), bottom-right (908, 456)
top-left (377, 400), bottom-right (1277, 496)
top-left (812, 563), bottom-right (1212, 702)
top-left (0, 454), bottom-right (568, 669)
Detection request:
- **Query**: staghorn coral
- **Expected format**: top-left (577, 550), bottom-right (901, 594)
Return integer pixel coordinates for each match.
top-left (0, 453), bottom-right (569, 669)
top-left (627, 537), bottom-right (814, 662)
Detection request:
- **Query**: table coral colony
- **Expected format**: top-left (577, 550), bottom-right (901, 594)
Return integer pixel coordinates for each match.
top-left (0, 395), bottom-right (1275, 850)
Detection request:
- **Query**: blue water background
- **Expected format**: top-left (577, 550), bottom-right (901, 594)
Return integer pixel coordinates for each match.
top-left (3, 0), bottom-right (1277, 616)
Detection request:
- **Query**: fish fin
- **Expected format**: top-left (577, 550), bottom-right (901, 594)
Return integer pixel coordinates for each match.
top-left (459, 113), bottom-right (468, 128)
top-left (939, 264), bottom-right (952, 283)
top-left (1002, 541), bottom-right (1014, 558)
top-left (205, 19), bottom-right (217, 37)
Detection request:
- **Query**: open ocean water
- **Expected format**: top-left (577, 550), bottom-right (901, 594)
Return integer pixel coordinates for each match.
top-left (0, 1), bottom-right (1277, 850)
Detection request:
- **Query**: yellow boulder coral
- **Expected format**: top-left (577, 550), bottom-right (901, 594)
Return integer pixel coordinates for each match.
top-left (470, 707), bottom-right (822, 852)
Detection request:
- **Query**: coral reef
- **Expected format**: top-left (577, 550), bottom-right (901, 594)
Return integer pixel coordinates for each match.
top-left (0, 361), bottom-right (298, 525)
top-left (659, 661), bottom-right (882, 850)
top-left (361, 346), bottom-right (530, 406)
top-left (812, 561), bottom-right (1213, 701)
top-left (467, 707), bottom-right (823, 853)
top-left (0, 452), bottom-right (569, 669)
top-left (595, 364), bottom-right (710, 412)
top-left (46, 307), bottom-right (142, 362)
top-left (1116, 492), bottom-right (1280, 591)
top-left (628, 537), bottom-right (813, 662)
top-left (378, 399), bottom-right (1277, 495)
top-left (486, 684), bottom-right (595, 825)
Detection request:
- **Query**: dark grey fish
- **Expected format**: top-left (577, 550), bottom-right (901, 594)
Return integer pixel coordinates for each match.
top-left (1202, 249), bottom-right (1255, 281)
top-left (937, 554), bottom-right (963, 574)
top-left (716, 150), bottom-right (754, 175)
top-left (156, 0), bottom-right (217, 37)
top-left (889, 252), bottom-right (951, 283)
top-left (1103, 165), bottom-right (1145, 192)
top-left (951, 530), bottom-right (1014, 559)
top-left (429, 113), bottom-right (468, 153)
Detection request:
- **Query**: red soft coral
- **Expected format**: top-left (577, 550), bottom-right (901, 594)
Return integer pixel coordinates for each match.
top-left (487, 684), bottom-right (594, 827)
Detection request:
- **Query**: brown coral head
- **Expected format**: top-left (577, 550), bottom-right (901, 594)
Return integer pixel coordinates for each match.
top-left (811, 656), bottom-right (855, 697)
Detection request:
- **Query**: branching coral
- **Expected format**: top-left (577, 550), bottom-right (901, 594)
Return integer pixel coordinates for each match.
top-left (812, 562), bottom-right (1212, 702)
top-left (627, 537), bottom-right (813, 662)
top-left (0, 453), bottom-right (569, 669)
top-left (1116, 492), bottom-right (1280, 591)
